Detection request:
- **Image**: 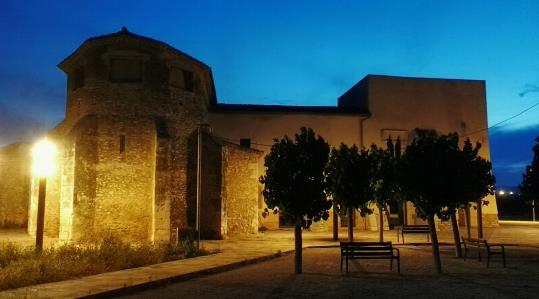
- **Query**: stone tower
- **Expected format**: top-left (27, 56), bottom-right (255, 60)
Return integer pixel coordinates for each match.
top-left (33, 28), bottom-right (220, 242)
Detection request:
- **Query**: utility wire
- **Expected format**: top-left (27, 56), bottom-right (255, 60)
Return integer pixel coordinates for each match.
top-left (463, 99), bottom-right (539, 137)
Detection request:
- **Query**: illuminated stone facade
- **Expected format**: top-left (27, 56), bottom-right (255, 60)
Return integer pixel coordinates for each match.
top-left (0, 29), bottom-right (498, 240)
top-left (0, 143), bottom-right (31, 228)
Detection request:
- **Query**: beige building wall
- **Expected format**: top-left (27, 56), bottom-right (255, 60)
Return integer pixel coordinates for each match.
top-left (209, 75), bottom-right (499, 232)
top-left (350, 75), bottom-right (498, 228)
top-left (208, 110), bottom-right (367, 229)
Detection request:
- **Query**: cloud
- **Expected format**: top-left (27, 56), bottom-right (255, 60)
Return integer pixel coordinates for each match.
top-left (495, 161), bottom-right (529, 174)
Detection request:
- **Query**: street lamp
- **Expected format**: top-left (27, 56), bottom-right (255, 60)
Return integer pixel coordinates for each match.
top-left (31, 138), bottom-right (56, 253)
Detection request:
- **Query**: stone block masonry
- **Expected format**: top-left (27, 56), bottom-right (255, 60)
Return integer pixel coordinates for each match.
top-left (221, 142), bottom-right (262, 237)
top-left (0, 143), bottom-right (31, 228)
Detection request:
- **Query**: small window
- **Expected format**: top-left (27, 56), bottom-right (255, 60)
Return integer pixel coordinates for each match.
top-left (110, 58), bottom-right (143, 82)
top-left (170, 68), bottom-right (195, 91)
top-left (119, 135), bottom-right (126, 153)
top-left (240, 138), bottom-right (251, 148)
top-left (70, 67), bottom-right (84, 90)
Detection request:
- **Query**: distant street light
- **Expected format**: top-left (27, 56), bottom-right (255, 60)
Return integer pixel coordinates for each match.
top-left (31, 139), bottom-right (57, 253)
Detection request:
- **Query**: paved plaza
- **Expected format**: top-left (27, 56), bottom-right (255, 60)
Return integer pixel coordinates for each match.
top-left (0, 222), bottom-right (538, 298)
top-left (121, 245), bottom-right (539, 299)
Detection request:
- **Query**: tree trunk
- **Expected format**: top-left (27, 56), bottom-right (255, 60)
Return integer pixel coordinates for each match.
top-left (384, 205), bottom-right (391, 229)
top-left (465, 205), bottom-right (471, 238)
top-left (477, 200), bottom-right (483, 239)
top-left (347, 207), bottom-right (354, 242)
top-left (379, 205), bottom-right (384, 242)
top-left (402, 201), bottom-right (408, 225)
top-left (427, 215), bottom-right (442, 274)
top-left (450, 213), bottom-right (462, 258)
top-left (333, 203), bottom-right (338, 241)
top-left (294, 224), bottom-right (302, 274)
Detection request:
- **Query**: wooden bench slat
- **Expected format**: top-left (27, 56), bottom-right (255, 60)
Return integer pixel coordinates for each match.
top-left (340, 241), bottom-right (400, 274)
top-left (398, 225), bottom-right (430, 244)
top-left (343, 246), bottom-right (394, 250)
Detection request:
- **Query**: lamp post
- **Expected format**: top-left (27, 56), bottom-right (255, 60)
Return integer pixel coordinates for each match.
top-left (31, 139), bottom-right (56, 253)
top-left (533, 199), bottom-right (536, 222)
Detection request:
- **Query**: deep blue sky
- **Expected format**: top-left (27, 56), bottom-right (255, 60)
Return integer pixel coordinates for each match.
top-left (1, 0), bottom-right (538, 186)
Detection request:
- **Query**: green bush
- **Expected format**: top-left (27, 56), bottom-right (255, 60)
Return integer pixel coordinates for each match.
top-left (0, 234), bottom-right (207, 291)
top-left (178, 227), bottom-right (198, 257)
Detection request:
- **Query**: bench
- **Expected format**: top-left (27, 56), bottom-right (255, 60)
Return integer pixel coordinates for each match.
top-left (340, 241), bottom-right (400, 273)
top-left (398, 225), bottom-right (430, 243)
top-left (461, 237), bottom-right (506, 267)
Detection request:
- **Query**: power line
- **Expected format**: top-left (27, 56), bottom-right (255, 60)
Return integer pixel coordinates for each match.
top-left (463, 100), bottom-right (539, 137)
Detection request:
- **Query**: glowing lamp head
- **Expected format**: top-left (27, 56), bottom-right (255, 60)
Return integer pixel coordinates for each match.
top-left (32, 139), bottom-right (57, 177)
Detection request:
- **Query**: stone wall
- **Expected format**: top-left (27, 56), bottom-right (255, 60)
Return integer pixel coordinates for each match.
top-left (0, 143), bottom-right (31, 228)
top-left (188, 131), bottom-right (224, 239)
top-left (221, 142), bottom-right (261, 237)
top-left (184, 133), bottom-right (261, 240)
top-left (152, 129), bottom-right (172, 242)
top-left (60, 32), bottom-right (215, 131)
top-left (91, 116), bottom-right (156, 241)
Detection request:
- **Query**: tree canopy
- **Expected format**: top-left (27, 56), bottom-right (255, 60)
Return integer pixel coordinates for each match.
top-left (399, 129), bottom-right (463, 273)
top-left (326, 143), bottom-right (373, 240)
top-left (457, 139), bottom-right (495, 208)
top-left (370, 138), bottom-right (402, 241)
top-left (399, 130), bottom-right (462, 220)
top-left (260, 127), bottom-right (331, 228)
top-left (520, 136), bottom-right (539, 203)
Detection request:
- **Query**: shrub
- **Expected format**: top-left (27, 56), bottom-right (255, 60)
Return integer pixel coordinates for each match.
top-left (178, 227), bottom-right (198, 257)
top-left (0, 234), bottom-right (207, 291)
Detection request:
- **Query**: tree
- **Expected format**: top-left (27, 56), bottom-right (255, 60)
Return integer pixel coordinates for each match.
top-left (370, 138), bottom-right (402, 242)
top-left (399, 130), bottom-right (463, 273)
top-left (457, 139), bottom-right (495, 242)
top-left (260, 127), bottom-right (331, 274)
top-left (442, 139), bottom-right (495, 257)
top-left (520, 136), bottom-right (539, 219)
top-left (326, 143), bottom-right (373, 241)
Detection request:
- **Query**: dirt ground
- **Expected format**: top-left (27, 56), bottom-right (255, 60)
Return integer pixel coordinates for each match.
top-left (121, 244), bottom-right (539, 299)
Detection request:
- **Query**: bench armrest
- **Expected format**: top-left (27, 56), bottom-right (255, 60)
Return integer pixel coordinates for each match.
top-left (392, 247), bottom-right (400, 256)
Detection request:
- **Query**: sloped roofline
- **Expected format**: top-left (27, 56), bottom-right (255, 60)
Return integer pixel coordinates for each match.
top-left (209, 103), bottom-right (369, 115)
top-left (363, 74), bottom-right (485, 83)
top-left (57, 27), bottom-right (211, 71)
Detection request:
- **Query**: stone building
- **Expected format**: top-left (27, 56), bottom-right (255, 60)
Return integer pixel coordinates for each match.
top-left (0, 28), bottom-right (498, 242)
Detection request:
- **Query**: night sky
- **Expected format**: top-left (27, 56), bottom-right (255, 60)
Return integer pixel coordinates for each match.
top-left (1, 0), bottom-right (538, 187)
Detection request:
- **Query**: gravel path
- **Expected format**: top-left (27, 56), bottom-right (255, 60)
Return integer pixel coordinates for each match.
top-left (121, 245), bottom-right (539, 299)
